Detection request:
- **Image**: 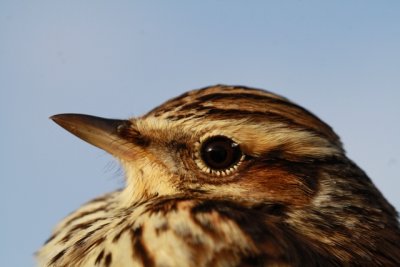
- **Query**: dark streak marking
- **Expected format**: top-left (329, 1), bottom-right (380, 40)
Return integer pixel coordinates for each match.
top-left (104, 253), bottom-right (112, 267)
top-left (49, 249), bottom-right (67, 265)
top-left (154, 87), bottom-right (341, 147)
top-left (168, 105), bottom-right (325, 138)
top-left (191, 92), bottom-right (314, 123)
top-left (148, 90), bottom-right (192, 116)
top-left (115, 217), bottom-right (127, 227)
top-left (43, 233), bottom-right (56, 245)
top-left (190, 200), bottom-right (327, 266)
top-left (118, 126), bottom-right (151, 147)
top-left (145, 198), bottom-right (179, 215)
top-left (63, 205), bottom-right (110, 228)
top-left (186, 91), bottom-right (338, 139)
top-left (113, 224), bottom-right (131, 243)
top-left (155, 222), bottom-right (169, 236)
top-left (165, 113), bottom-right (198, 121)
top-left (257, 156), bottom-right (345, 194)
top-left (81, 236), bottom-right (106, 255)
top-left (147, 85), bottom-right (269, 117)
top-left (252, 203), bottom-right (287, 216)
top-left (191, 200), bottom-right (273, 244)
top-left (74, 223), bottom-right (109, 248)
top-left (61, 219), bottom-right (108, 243)
top-left (94, 249), bottom-right (104, 265)
top-left (130, 226), bottom-right (155, 267)
top-left (74, 229), bottom-right (96, 248)
top-left (168, 140), bottom-right (188, 151)
top-left (190, 212), bottom-right (218, 237)
top-left (193, 92), bottom-right (276, 103)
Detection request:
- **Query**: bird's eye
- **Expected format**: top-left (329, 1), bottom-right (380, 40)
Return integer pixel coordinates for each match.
top-left (199, 136), bottom-right (243, 175)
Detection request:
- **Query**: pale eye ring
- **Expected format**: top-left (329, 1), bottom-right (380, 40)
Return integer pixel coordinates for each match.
top-left (196, 135), bottom-right (244, 176)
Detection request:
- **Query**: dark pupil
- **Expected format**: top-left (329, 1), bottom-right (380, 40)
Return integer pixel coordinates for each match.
top-left (201, 136), bottom-right (242, 170)
top-left (207, 144), bottom-right (228, 164)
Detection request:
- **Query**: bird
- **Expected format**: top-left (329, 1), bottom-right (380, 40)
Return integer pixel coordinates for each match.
top-left (37, 85), bottom-right (400, 267)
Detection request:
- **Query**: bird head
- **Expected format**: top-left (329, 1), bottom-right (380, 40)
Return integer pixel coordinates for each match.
top-left (52, 85), bottom-right (345, 207)
top-left (52, 85), bottom-right (397, 223)
top-left (50, 85), bottom-right (400, 263)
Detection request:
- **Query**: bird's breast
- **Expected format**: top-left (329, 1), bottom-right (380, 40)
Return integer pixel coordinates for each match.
top-left (38, 194), bottom-right (297, 267)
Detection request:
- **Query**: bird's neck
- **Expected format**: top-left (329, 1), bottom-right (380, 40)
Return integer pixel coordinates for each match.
top-left (285, 166), bottom-right (400, 265)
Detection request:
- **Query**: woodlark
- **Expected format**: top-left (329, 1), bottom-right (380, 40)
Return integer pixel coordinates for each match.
top-left (37, 85), bottom-right (400, 266)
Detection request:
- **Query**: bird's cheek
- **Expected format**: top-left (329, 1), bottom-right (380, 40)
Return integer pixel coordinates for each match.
top-left (237, 169), bottom-right (315, 206)
top-left (118, 158), bottom-right (179, 206)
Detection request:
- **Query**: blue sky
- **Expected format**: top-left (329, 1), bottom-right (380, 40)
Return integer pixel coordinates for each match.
top-left (1, 1), bottom-right (399, 266)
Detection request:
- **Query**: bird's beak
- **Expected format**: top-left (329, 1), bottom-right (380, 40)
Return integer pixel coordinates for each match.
top-left (50, 113), bottom-right (133, 157)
